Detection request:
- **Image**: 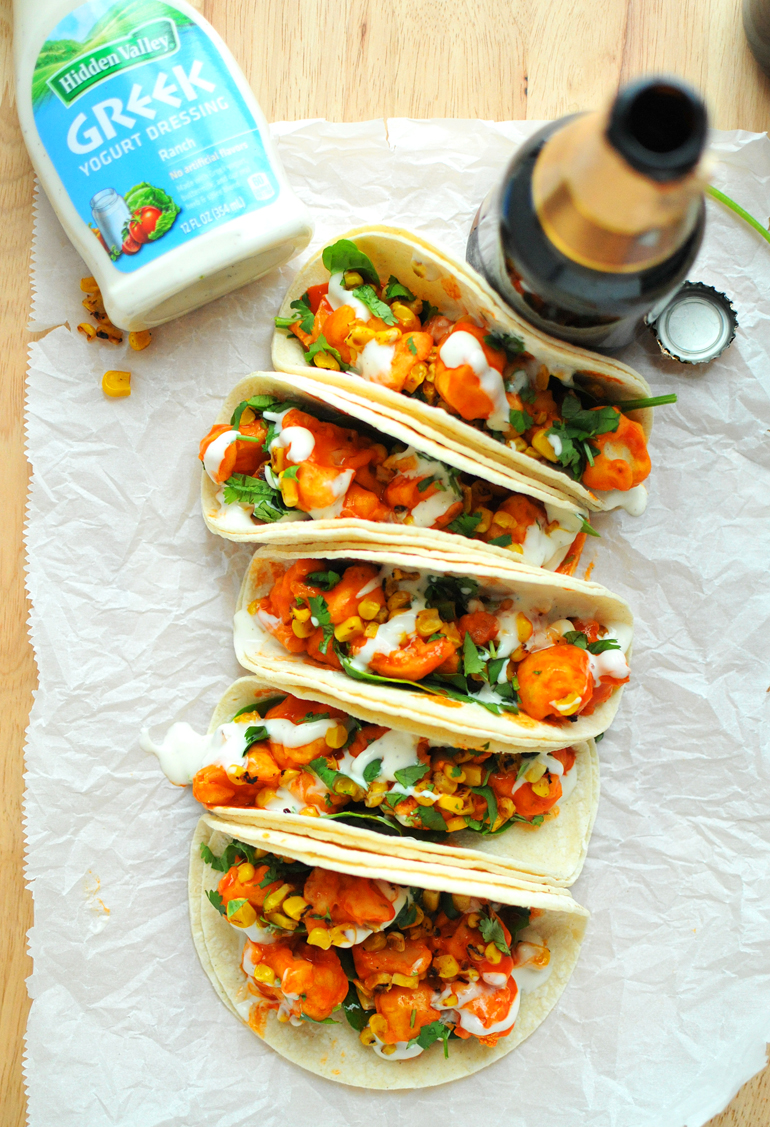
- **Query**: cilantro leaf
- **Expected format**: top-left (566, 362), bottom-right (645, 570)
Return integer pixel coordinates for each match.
top-left (407, 337), bottom-right (417, 356)
top-left (290, 293), bottom-right (315, 334)
top-left (520, 384), bottom-right (536, 405)
top-left (309, 756), bottom-right (343, 791)
top-left (307, 569), bottom-right (341, 591)
top-left (546, 394), bottom-right (620, 480)
top-left (484, 331), bottom-right (525, 360)
top-left (488, 534), bottom-right (513, 548)
top-left (300, 711), bottom-right (331, 723)
top-left (393, 762), bottom-right (430, 788)
top-left (410, 1020), bottom-right (452, 1058)
top-left (588, 638), bottom-right (622, 654)
top-left (206, 889), bottom-right (227, 915)
top-left (509, 408), bottom-right (533, 435)
top-left (383, 275), bottom-right (416, 303)
top-left (417, 474), bottom-right (446, 493)
top-left (420, 300), bottom-right (439, 325)
top-left (341, 983), bottom-right (369, 1031)
top-left (300, 1012), bottom-right (338, 1024)
top-left (471, 785), bottom-right (498, 832)
top-left (200, 839), bottom-right (258, 872)
top-left (308, 594), bottom-right (334, 654)
top-left (462, 632), bottom-right (485, 677)
top-left (351, 284), bottom-right (396, 325)
top-left (226, 897), bottom-right (249, 920)
top-left (425, 575), bottom-right (479, 619)
top-left (243, 724), bottom-right (269, 748)
top-left (394, 895), bottom-right (420, 929)
top-left (222, 474), bottom-right (289, 524)
top-left (363, 758), bottom-right (382, 784)
top-left (230, 394), bottom-right (288, 429)
top-left (478, 912), bottom-right (511, 955)
top-left (440, 891), bottom-right (460, 919)
top-left (258, 855), bottom-right (312, 889)
top-left (447, 511), bottom-right (482, 538)
top-left (305, 333), bottom-right (352, 372)
top-left (563, 630), bottom-right (588, 649)
top-left (416, 804), bottom-right (447, 833)
top-left (322, 239), bottom-right (380, 285)
top-left (500, 905), bottom-right (531, 941)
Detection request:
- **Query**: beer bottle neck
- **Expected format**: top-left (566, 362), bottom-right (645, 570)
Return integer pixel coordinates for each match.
top-left (532, 109), bottom-right (709, 274)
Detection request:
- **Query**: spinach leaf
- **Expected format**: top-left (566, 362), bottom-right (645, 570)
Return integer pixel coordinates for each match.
top-left (341, 983), bottom-right (369, 1031)
top-left (363, 758), bottom-right (382, 784)
top-left (383, 275), bottom-right (416, 303)
top-left (322, 239), bottom-right (380, 285)
top-left (308, 594), bottom-right (334, 654)
top-left (351, 284), bottom-right (396, 325)
top-left (393, 762), bottom-right (430, 788)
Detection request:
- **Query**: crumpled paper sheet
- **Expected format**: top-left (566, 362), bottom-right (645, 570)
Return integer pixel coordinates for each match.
top-left (24, 120), bottom-right (770, 1127)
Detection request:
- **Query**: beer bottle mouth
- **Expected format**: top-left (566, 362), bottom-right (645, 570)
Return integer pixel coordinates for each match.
top-left (606, 77), bottom-right (708, 181)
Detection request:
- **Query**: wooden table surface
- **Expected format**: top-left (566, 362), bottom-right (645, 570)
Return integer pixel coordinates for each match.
top-left (2, 0), bottom-right (769, 1122)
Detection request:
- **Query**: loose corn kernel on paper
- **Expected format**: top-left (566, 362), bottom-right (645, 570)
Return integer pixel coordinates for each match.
top-left (24, 120), bottom-right (770, 1127)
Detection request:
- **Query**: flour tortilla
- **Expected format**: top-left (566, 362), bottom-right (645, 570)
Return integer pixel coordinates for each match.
top-left (234, 543), bottom-right (632, 753)
top-left (271, 225), bottom-right (652, 511)
top-left (201, 372), bottom-right (589, 572)
top-left (190, 817), bottom-right (589, 1089)
top-left (200, 676), bottom-right (599, 886)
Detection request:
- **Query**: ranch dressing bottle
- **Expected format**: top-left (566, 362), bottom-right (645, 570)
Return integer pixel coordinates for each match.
top-left (14, 0), bottom-right (313, 329)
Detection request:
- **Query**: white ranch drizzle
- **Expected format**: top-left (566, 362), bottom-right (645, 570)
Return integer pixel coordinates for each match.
top-left (438, 331), bottom-right (509, 432)
top-left (203, 429), bottom-right (239, 482)
top-left (327, 270), bottom-right (371, 321)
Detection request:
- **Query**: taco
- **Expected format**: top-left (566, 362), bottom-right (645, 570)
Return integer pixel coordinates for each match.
top-left (199, 372), bottom-right (594, 572)
top-left (143, 676), bottom-right (599, 885)
top-left (190, 817), bottom-right (589, 1087)
top-left (233, 544), bottom-right (632, 752)
top-left (271, 226), bottom-right (676, 513)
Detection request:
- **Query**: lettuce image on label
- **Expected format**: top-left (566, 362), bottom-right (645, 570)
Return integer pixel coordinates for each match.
top-left (31, 0), bottom-right (282, 273)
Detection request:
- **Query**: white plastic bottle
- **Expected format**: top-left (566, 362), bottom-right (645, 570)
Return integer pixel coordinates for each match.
top-left (14, 0), bottom-right (313, 329)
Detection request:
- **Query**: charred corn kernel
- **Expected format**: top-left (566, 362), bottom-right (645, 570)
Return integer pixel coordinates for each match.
top-left (466, 912), bottom-right (481, 930)
top-left (80, 276), bottom-right (99, 293)
top-left (342, 270), bottom-right (364, 289)
top-left (77, 322), bottom-right (97, 341)
top-left (530, 427), bottom-right (560, 463)
top-left (443, 762), bottom-right (465, 784)
top-left (474, 507), bottom-right (493, 534)
top-left (299, 804), bottom-right (320, 817)
top-left (237, 862), bottom-right (256, 882)
top-left (411, 906), bottom-right (425, 927)
top-left (291, 617), bottom-right (315, 638)
top-left (525, 760), bottom-right (548, 784)
top-left (359, 1027), bottom-right (376, 1046)
top-left (432, 772), bottom-right (457, 795)
top-left (346, 323), bottom-right (376, 348)
top-left (334, 616), bottom-right (364, 643)
top-left (452, 894), bottom-right (471, 911)
top-left (334, 777), bottom-right (364, 800)
top-left (510, 644), bottom-right (526, 663)
top-left (266, 910), bottom-right (298, 930)
top-left (324, 722), bottom-right (348, 749)
top-left (513, 436), bottom-right (529, 452)
top-left (403, 361), bottom-right (428, 393)
top-left (358, 598), bottom-right (382, 621)
top-left (329, 926), bottom-right (350, 947)
top-left (228, 901), bottom-right (257, 928)
top-left (532, 777), bottom-right (552, 797)
top-left (280, 475), bottom-right (299, 508)
top-left (435, 954), bottom-right (460, 979)
top-left (386, 931), bottom-right (405, 952)
top-left (312, 351), bottom-right (340, 371)
top-left (281, 892), bottom-right (308, 919)
top-left (292, 605), bottom-right (312, 622)
top-left (442, 622), bottom-right (462, 647)
top-left (391, 302), bottom-right (420, 331)
top-left (552, 692), bottom-right (583, 716)
top-left (363, 931), bottom-right (387, 952)
top-left (102, 370), bottom-right (131, 398)
top-left (497, 797), bottom-right (515, 821)
top-left (437, 792), bottom-right (466, 813)
top-left (466, 967), bottom-right (480, 982)
top-left (422, 889), bottom-right (440, 913)
top-left (387, 590), bottom-right (412, 612)
top-left (252, 963), bottom-right (279, 986)
top-left (364, 785), bottom-right (386, 807)
top-left (491, 511), bottom-right (515, 530)
top-left (365, 972), bottom-right (393, 991)
top-left (485, 943), bottom-right (503, 964)
top-left (444, 816), bottom-right (467, 832)
top-left (369, 1014), bottom-right (389, 1040)
top-left (535, 364), bottom-right (550, 391)
top-left (128, 330), bottom-right (152, 351)
top-left (356, 984), bottom-right (376, 1010)
top-left (443, 992), bottom-right (459, 1007)
top-left (96, 323), bottom-right (124, 344)
top-left (307, 927), bottom-right (332, 949)
top-left (425, 362), bottom-right (437, 384)
top-left (263, 883), bottom-right (292, 914)
top-left (363, 621), bottom-right (379, 639)
top-left (392, 973), bottom-right (419, 988)
top-left (415, 607), bottom-right (443, 637)
top-left (515, 613), bottom-right (533, 642)
top-left (375, 327), bottom-right (401, 345)
top-left (462, 764), bottom-right (483, 787)
top-left (271, 446), bottom-right (286, 472)
top-left (525, 445), bottom-right (544, 461)
top-left (280, 768), bottom-right (301, 785)
top-left (225, 762), bottom-right (247, 781)
top-left (374, 605), bottom-right (389, 623)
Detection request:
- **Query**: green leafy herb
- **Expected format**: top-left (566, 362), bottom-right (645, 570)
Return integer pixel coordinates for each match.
top-left (417, 474), bottom-right (445, 493)
top-left (307, 569), bottom-right (342, 591)
top-left (509, 408), bottom-right (533, 435)
top-left (447, 511), bottom-right (482, 538)
top-left (393, 762), bottom-right (430, 788)
top-left (394, 895), bottom-right (420, 930)
top-left (478, 912), bottom-right (511, 955)
top-left (291, 292), bottom-right (315, 334)
top-left (440, 891), bottom-right (460, 919)
top-left (563, 630), bottom-right (588, 650)
top-left (484, 330), bottom-right (525, 360)
top-left (352, 284), bottom-right (396, 325)
top-left (322, 239), bottom-right (379, 285)
top-left (579, 517), bottom-right (600, 538)
top-left (616, 393), bottom-right (677, 411)
top-left (462, 632), bottom-right (485, 677)
top-left (206, 889), bottom-right (226, 915)
top-left (308, 594), bottom-right (334, 654)
top-left (301, 1012), bottom-right (338, 1024)
top-left (427, 632), bottom-right (445, 642)
top-left (230, 394), bottom-right (293, 429)
top-left (488, 534), bottom-right (513, 548)
top-left (322, 810), bottom-right (404, 835)
top-left (420, 300), bottom-right (439, 325)
top-left (587, 638), bottom-right (622, 654)
top-left (383, 275), bottom-right (416, 303)
top-left (305, 333), bottom-right (351, 372)
top-left (546, 393), bottom-right (620, 480)
top-left (500, 905), bottom-right (531, 941)
top-left (410, 1008), bottom-right (417, 1029)
top-left (200, 840), bottom-right (258, 872)
top-left (363, 758), bottom-right (383, 784)
top-left (222, 474), bottom-right (289, 523)
top-left (243, 724), bottom-right (269, 748)
top-left (225, 898), bottom-right (249, 921)
top-left (425, 575), bottom-right (479, 619)
top-left (407, 337), bottom-right (417, 356)
top-left (517, 756), bottom-right (535, 781)
top-left (231, 698), bottom-right (282, 721)
top-left (309, 756), bottom-right (344, 791)
top-left (410, 1020), bottom-right (452, 1058)
top-left (258, 855), bottom-right (312, 889)
top-left (595, 732), bottom-right (605, 742)
top-left (341, 983), bottom-right (369, 1031)
top-left (416, 804), bottom-right (447, 833)
top-left (281, 465), bottom-right (299, 482)
top-left (471, 785), bottom-right (498, 832)
top-left (520, 384), bottom-right (536, 405)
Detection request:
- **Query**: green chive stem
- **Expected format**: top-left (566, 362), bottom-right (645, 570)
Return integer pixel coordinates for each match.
top-left (618, 394), bottom-right (678, 411)
top-left (707, 185), bottom-right (770, 246)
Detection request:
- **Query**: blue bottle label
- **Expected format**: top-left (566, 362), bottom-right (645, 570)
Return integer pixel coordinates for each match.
top-left (32, 0), bottom-right (279, 272)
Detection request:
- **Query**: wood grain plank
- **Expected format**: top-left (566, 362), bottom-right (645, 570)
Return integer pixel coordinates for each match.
top-left (2, 0), bottom-right (768, 1123)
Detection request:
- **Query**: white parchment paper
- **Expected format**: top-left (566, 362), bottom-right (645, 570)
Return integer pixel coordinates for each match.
top-left (24, 120), bottom-right (770, 1127)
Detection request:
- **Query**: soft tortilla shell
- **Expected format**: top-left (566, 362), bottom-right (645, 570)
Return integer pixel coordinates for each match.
top-left (201, 372), bottom-right (587, 569)
top-left (203, 676), bottom-right (599, 886)
top-left (271, 226), bottom-right (652, 511)
top-left (189, 818), bottom-right (588, 1089)
top-left (234, 544), bottom-right (632, 753)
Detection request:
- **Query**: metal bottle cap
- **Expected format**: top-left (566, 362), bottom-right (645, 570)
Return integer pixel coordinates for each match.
top-left (648, 281), bottom-right (737, 364)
